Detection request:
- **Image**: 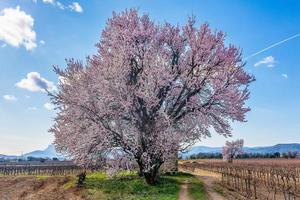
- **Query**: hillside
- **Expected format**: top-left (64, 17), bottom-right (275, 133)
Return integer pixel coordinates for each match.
top-left (182, 143), bottom-right (300, 158)
top-left (1, 143), bottom-right (300, 160)
top-left (0, 154), bottom-right (18, 159)
top-left (0, 145), bottom-right (65, 159)
top-left (24, 145), bottom-right (62, 158)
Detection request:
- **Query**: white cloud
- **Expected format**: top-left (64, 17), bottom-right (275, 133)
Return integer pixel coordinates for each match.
top-left (42, 0), bottom-right (55, 4)
top-left (3, 94), bottom-right (17, 101)
top-left (33, 0), bottom-right (64, 9)
top-left (43, 0), bottom-right (65, 10)
top-left (254, 56), bottom-right (276, 67)
top-left (0, 6), bottom-right (37, 50)
top-left (34, 0), bottom-right (82, 12)
top-left (34, 0), bottom-right (55, 4)
top-left (69, 2), bottom-right (83, 13)
top-left (282, 73), bottom-right (288, 79)
top-left (44, 102), bottom-right (55, 110)
top-left (40, 40), bottom-right (45, 45)
top-left (16, 72), bottom-right (55, 92)
top-left (56, 2), bottom-right (65, 9)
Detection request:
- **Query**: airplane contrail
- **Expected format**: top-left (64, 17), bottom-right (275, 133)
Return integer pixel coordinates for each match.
top-left (245, 33), bottom-right (300, 60)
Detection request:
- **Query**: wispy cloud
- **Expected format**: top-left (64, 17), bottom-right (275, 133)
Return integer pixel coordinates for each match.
top-left (254, 56), bottom-right (276, 67)
top-left (42, 0), bottom-right (55, 4)
top-left (39, 40), bottom-right (45, 45)
top-left (16, 72), bottom-right (55, 92)
top-left (3, 94), bottom-right (17, 102)
top-left (69, 2), bottom-right (83, 13)
top-left (34, 0), bottom-right (57, 6)
top-left (44, 102), bottom-right (54, 110)
top-left (282, 73), bottom-right (288, 79)
top-left (56, 2), bottom-right (64, 9)
top-left (245, 33), bottom-right (300, 60)
top-left (34, 0), bottom-right (83, 13)
top-left (0, 6), bottom-right (37, 50)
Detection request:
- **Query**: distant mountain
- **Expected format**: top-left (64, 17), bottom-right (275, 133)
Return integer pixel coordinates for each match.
top-left (0, 154), bottom-right (19, 159)
top-left (181, 143), bottom-right (300, 158)
top-left (243, 143), bottom-right (300, 154)
top-left (182, 146), bottom-right (222, 155)
top-left (24, 145), bottom-right (64, 159)
top-left (0, 145), bottom-right (65, 160)
top-left (2, 143), bottom-right (300, 160)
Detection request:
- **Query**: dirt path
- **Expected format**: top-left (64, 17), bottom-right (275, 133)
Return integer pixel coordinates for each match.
top-left (180, 168), bottom-right (227, 200)
top-left (178, 180), bottom-right (193, 200)
top-left (197, 175), bottom-right (225, 200)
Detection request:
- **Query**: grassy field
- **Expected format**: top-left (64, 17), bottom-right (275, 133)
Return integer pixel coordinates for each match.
top-left (0, 171), bottom-right (207, 200)
top-left (84, 171), bottom-right (207, 200)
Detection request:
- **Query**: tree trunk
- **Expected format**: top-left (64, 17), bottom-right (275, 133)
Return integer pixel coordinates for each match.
top-left (143, 166), bottom-right (160, 185)
top-left (136, 160), bottom-right (162, 185)
top-left (77, 171), bottom-right (86, 187)
top-left (228, 156), bottom-right (233, 163)
top-left (138, 164), bottom-right (144, 177)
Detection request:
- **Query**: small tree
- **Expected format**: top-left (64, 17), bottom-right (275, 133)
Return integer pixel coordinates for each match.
top-left (49, 9), bottom-right (254, 184)
top-left (222, 139), bottom-right (244, 163)
top-left (283, 151), bottom-right (298, 159)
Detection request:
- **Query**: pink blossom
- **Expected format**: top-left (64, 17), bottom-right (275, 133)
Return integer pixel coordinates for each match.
top-left (222, 139), bottom-right (244, 163)
top-left (49, 9), bottom-right (254, 184)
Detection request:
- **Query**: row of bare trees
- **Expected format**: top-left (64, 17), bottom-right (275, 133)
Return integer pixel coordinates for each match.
top-left (180, 160), bottom-right (300, 200)
top-left (0, 165), bottom-right (82, 176)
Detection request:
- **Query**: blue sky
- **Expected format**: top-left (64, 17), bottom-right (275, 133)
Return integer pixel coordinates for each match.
top-left (0, 0), bottom-right (299, 155)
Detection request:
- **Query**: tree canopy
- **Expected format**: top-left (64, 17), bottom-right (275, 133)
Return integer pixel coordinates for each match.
top-left (222, 139), bottom-right (244, 163)
top-left (50, 9), bottom-right (254, 184)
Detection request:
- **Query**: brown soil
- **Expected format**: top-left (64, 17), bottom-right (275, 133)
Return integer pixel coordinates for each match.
top-left (180, 168), bottom-right (226, 200)
top-left (198, 175), bottom-right (225, 200)
top-left (180, 168), bottom-right (248, 200)
top-left (178, 180), bottom-right (193, 200)
top-left (0, 176), bottom-right (85, 200)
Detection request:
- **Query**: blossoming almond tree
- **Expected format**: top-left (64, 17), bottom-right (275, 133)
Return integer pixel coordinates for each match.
top-left (222, 139), bottom-right (244, 163)
top-left (49, 9), bottom-right (254, 184)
